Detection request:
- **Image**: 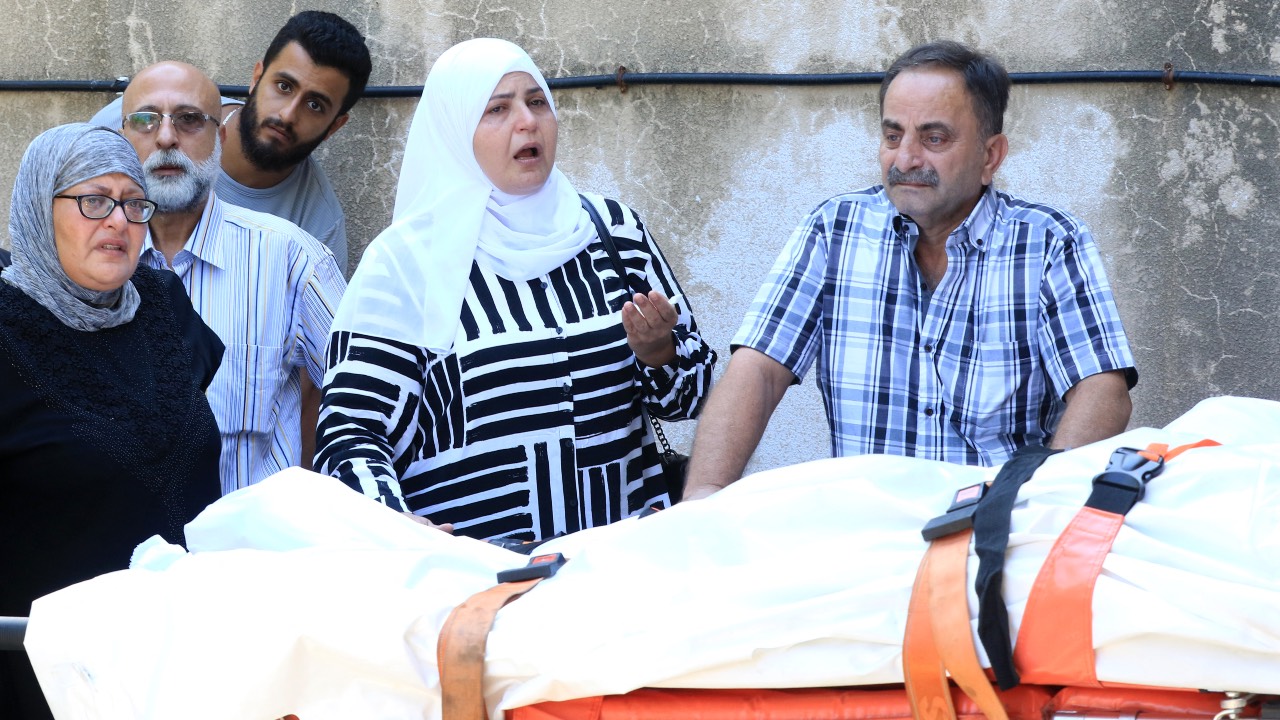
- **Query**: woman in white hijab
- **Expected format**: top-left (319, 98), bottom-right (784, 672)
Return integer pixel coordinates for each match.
top-left (318, 39), bottom-right (716, 542)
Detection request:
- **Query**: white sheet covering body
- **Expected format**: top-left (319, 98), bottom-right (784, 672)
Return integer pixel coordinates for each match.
top-left (23, 396), bottom-right (1280, 720)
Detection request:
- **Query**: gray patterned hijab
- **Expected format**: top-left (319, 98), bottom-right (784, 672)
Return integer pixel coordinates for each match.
top-left (3, 123), bottom-right (146, 331)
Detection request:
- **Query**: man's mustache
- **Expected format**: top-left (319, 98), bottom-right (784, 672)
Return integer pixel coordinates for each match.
top-left (887, 166), bottom-right (939, 187)
top-left (261, 117), bottom-right (296, 143)
top-left (144, 148), bottom-right (196, 176)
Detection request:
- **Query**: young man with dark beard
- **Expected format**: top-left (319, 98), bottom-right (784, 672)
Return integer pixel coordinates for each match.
top-left (120, 61), bottom-right (345, 494)
top-left (217, 10), bottom-right (371, 275)
top-left (91, 11), bottom-right (371, 274)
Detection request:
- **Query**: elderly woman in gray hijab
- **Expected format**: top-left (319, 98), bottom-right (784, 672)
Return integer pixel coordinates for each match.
top-left (0, 123), bottom-right (223, 719)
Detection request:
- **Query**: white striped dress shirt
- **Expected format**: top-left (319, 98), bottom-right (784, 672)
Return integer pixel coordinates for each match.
top-left (139, 192), bottom-right (346, 494)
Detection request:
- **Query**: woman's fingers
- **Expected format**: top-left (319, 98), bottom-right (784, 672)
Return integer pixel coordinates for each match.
top-left (402, 511), bottom-right (454, 534)
top-left (628, 291), bottom-right (676, 329)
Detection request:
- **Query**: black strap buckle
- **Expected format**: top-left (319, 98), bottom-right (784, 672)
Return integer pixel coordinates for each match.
top-left (496, 552), bottom-right (567, 584)
top-left (1088, 447), bottom-right (1164, 514)
top-left (922, 483), bottom-right (989, 541)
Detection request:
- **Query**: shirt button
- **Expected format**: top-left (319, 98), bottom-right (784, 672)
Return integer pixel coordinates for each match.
top-left (541, 281), bottom-right (549, 289)
top-left (924, 343), bottom-right (933, 353)
top-left (556, 326), bottom-right (564, 335)
top-left (924, 407), bottom-right (935, 417)
top-left (975, 238), bottom-right (984, 246)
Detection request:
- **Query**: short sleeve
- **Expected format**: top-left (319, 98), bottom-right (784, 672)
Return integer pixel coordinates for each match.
top-left (1036, 222), bottom-right (1137, 397)
top-left (295, 242), bottom-right (347, 384)
top-left (731, 203), bottom-right (830, 383)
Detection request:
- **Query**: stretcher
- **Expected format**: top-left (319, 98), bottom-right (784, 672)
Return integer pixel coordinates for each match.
top-left (17, 396), bottom-right (1280, 720)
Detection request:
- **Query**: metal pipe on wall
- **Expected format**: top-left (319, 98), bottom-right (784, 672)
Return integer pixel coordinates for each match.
top-left (1, 67), bottom-right (1277, 97)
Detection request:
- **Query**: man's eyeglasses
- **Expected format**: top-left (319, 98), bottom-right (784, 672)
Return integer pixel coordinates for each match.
top-left (123, 111), bottom-right (220, 135)
top-left (54, 194), bottom-right (157, 223)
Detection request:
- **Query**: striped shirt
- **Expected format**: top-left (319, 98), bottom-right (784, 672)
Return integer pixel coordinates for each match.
top-left (140, 193), bottom-right (346, 494)
top-left (735, 185), bottom-right (1136, 466)
top-left (317, 195), bottom-right (716, 541)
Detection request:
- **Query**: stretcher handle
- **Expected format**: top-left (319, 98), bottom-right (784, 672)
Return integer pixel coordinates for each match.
top-left (0, 616), bottom-right (27, 652)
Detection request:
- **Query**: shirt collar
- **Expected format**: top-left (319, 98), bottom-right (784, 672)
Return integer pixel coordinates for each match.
top-left (141, 192), bottom-right (227, 270)
top-left (963, 185), bottom-right (998, 251)
top-left (890, 184), bottom-right (999, 253)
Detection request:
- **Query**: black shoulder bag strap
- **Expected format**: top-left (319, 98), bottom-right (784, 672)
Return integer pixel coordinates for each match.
top-left (579, 194), bottom-right (652, 296)
top-left (578, 193), bottom-right (681, 470)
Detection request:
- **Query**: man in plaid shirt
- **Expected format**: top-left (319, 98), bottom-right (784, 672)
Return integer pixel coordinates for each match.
top-left (684, 41), bottom-right (1136, 499)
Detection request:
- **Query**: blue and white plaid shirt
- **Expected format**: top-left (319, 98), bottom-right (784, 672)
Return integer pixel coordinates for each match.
top-left (734, 185), bottom-right (1136, 466)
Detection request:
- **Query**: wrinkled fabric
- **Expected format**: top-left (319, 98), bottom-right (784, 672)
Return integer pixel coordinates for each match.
top-left (25, 396), bottom-right (1280, 720)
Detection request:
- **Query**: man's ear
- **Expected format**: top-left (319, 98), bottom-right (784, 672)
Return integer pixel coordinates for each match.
top-left (323, 113), bottom-right (350, 142)
top-left (249, 60), bottom-right (265, 93)
top-left (982, 133), bottom-right (1009, 185)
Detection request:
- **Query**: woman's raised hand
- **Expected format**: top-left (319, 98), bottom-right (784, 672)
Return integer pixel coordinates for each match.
top-left (622, 290), bottom-right (678, 367)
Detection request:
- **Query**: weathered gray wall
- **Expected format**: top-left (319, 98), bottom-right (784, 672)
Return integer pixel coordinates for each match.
top-left (2, 0), bottom-right (1277, 473)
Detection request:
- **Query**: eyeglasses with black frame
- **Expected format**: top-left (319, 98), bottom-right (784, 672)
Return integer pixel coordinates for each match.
top-left (54, 194), bottom-right (157, 223)
top-left (123, 111), bottom-right (220, 135)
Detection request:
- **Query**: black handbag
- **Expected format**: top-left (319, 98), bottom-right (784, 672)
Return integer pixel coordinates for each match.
top-left (579, 195), bottom-right (688, 503)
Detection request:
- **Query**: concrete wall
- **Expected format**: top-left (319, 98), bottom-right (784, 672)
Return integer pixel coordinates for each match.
top-left (2, 0), bottom-right (1277, 473)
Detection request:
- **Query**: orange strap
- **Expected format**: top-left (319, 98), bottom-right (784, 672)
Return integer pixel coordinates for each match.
top-left (438, 578), bottom-right (545, 720)
top-left (1013, 439), bottom-right (1219, 687)
top-left (1011, 506), bottom-right (1117, 686)
top-left (904, 534), bottom-right (956, 720)
top-left (1138, 438), bottom-right (1220, 463)
top-left (928, 531), bottom-right (1008, 720)
top-left (904, 529), bottom-right (1008, 720)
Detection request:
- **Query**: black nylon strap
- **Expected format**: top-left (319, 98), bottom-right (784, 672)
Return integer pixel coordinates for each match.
top-left (579, 195), bottom-right (650, 296)
top-left (1083, 474), bottom-right (1145, 514)
top-left (972, 444), bottom-right (1061, 690)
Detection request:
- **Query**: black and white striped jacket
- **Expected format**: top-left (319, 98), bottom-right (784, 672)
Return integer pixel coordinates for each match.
top-left (317, 195), bottom-right (716, 541)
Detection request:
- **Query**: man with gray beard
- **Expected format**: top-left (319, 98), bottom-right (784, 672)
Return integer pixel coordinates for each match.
top-left (121, 61), bottom-right (345, 494)
top-left (143, 140), bottom-right (222, 216)
top-left (89, 11), bottom-right (370, 274)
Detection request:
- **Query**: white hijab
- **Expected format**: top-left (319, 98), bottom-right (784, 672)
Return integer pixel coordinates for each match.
top-left (332, 38), bottom-right (593, 353)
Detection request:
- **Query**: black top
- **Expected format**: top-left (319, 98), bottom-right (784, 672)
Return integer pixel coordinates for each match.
top-left (0, 265), bottom-right (223, 718)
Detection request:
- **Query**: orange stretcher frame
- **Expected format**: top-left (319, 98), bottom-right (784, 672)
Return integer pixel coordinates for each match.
top-left (452, 440), bottom-right (1268, 720)
top-left (506, 685), bottom-right (1248, 720)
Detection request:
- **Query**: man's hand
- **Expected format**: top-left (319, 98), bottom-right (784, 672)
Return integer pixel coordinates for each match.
top-left (622, 291), bottom-right (678, 367)
top-left (681, 483), bottom-right (724, 502)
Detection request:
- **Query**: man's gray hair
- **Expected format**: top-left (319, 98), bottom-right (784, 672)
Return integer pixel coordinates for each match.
top-left (879, 40), bottom-right (1011, 139)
